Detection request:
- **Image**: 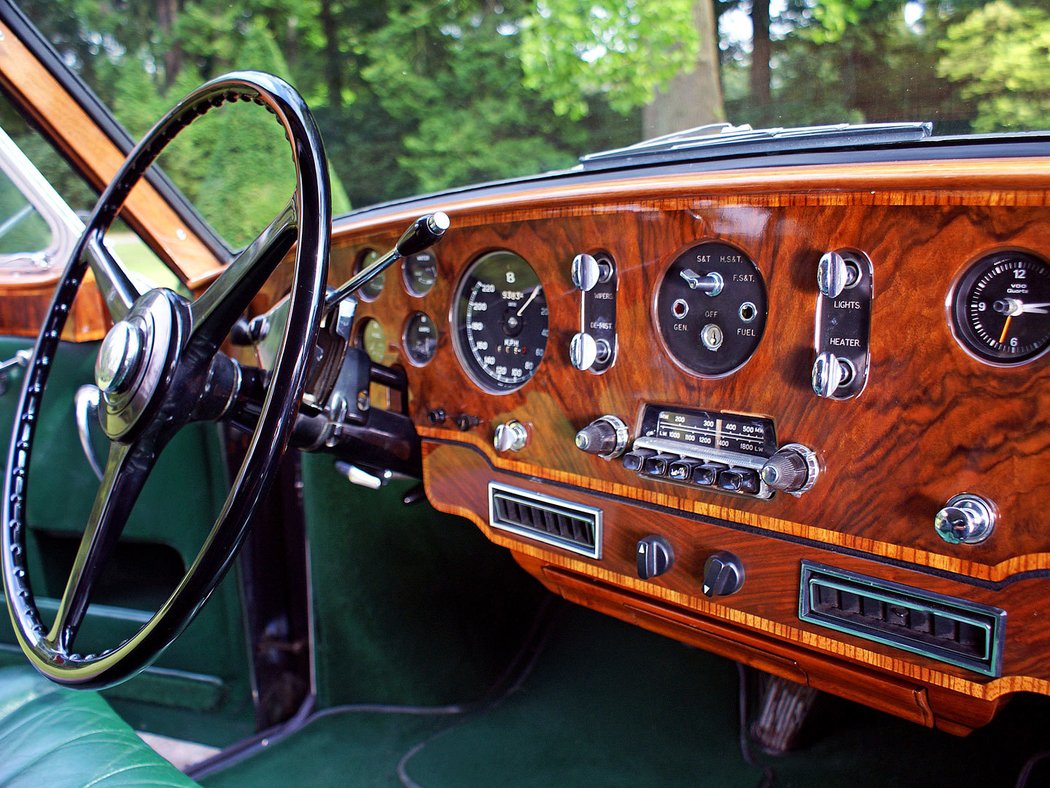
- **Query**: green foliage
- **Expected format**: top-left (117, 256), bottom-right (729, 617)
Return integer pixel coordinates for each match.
top-left (937, 1), bottom-right (1050, 132)
top-left (519, 0), bottom-right (698, 119)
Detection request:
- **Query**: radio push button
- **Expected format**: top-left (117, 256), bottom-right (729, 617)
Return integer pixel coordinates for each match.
top-left (622, 448), bottom-right (655, 472)
top-left (717, 468), bottom-right (760, 494)
top-left (668, 458), bottom-right (703, 482)
top-left (643, 453), bottom-right (678, 477)
top-left (692, 461), bottom-right (727, 486)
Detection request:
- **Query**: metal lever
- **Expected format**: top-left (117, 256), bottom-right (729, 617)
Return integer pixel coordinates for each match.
top-left (0, 348), bottom-right (30, 395)
top-left (323, 212), bottom-right (450, 315)
top-left (74, 384), bottom-right (105, 481)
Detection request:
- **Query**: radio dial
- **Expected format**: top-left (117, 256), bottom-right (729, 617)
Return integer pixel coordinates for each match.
top-left (760, 443), bottom-right (820, 496)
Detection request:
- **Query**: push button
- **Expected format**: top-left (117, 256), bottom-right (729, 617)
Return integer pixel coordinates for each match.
top-left (622, 448), bottom-right (655, 472)
top-left (692, 461), bottom-right (726, 486)
top-left (667, 458), bottom-right (702, 481)
top-left (717, 468), bottom-right (759, 494)
top-left (643, 453), bottom-right (678, 477)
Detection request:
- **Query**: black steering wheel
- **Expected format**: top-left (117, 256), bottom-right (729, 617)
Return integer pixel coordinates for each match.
top-left (1, 72), bottom-right (329, 688)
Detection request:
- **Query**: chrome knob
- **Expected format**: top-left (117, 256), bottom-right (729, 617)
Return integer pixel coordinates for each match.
top-left (575, 415), bottom-right (629, 460)
top-left (934, 493), bottom-right (996, 545)
top-left (760, 443), bottom-right (819, 495)
top-left (570, 253), bottom-right (612, 292)
top-left (817, 251), bottom-right (860, 298)
top-left (811, 352), bottom-right (854, 399)
top-left (680, 269), bottom-right (724, 296)
top-left (493, 420), bottom-right (529, 453)
top-left (569, 333), bottom-right (611, 371)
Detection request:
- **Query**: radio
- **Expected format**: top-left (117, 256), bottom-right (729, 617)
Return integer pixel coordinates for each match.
top-left (576, 405), bottom-right (819, 499)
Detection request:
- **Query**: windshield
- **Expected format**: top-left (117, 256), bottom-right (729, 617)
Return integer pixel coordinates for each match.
top-left (16, 0), bottom-right (1050, 237)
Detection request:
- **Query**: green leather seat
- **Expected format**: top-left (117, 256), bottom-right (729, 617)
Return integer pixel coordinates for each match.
top-left (0, 666), bottom-right (198, 787)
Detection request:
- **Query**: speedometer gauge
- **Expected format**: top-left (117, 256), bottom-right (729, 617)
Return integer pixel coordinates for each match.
top-left (452, 251), bottom-right (549, 393)
top-left (949, 251), bottom-right (1050, 366)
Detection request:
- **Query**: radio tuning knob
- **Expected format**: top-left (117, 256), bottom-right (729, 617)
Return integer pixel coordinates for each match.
top-left (575, 415), bottom-right (629, 460)
top-left (817, 251), bottom-right (860, 298)
top-left (571, 253), bottom-right (612, 292)
top-left (760, 443), bottom-right (820, 496)
top-left (934, 493), bottom-right (996, 545)
top-left (811, 352), bottom-right (854, 399)
top-left (493, 420), bottom-right (529, 453)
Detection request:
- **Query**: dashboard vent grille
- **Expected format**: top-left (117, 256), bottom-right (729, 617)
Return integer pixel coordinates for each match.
top-left (488, 483), bottom-right (601, 559)
top-left (799, 562), bottom-right (1005, 677)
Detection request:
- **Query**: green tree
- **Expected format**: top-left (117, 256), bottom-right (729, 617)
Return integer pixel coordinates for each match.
top-left (938, 1), bottom-right (1050, 132)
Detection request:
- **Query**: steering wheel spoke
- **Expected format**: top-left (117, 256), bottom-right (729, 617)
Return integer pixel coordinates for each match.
top-left (189, 199), bottom-right (298, 356)
top-left (47, 440), bottom-right (156, 652)
top-left (85, 228), bottom-right (140, 321)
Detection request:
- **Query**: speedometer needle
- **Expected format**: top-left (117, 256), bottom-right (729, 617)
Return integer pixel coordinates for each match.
top-left (516, 287), bottom-right (540, 317)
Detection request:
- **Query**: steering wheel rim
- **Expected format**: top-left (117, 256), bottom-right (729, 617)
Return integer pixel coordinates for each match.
top-left (1, 72), bottom-right (330, 688)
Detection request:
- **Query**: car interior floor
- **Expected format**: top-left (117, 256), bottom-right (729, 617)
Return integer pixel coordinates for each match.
top-left (193, 601), bottom-right (1050, 788)
top-left (189, 465), bottom-right (1050, 788)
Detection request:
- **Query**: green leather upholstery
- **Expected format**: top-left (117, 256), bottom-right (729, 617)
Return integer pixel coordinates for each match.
top-left (0, 667), bottom-right (198, 787)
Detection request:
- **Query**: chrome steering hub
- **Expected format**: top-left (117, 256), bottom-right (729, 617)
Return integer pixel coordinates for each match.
top-left (96, 289), bottom-right (181, 441)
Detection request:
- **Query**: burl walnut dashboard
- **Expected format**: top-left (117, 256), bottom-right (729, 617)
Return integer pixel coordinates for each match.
top-left (300, 157), bottom-right (1050, 734)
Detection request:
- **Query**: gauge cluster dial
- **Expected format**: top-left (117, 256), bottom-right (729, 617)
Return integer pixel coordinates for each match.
top-left (452, 250), bottom-right (549, 393)
top-left (356, 248), bottom-right (384, 301)
top-left (654, 241), bottom-right (768, 377)
top-left (950, 251), bottom-right (1050, 366)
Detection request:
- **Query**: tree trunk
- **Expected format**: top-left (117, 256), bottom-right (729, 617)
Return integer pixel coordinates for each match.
top-left (319, 0), bottom-right (344, 109)
top-left (642, 0), bottom-right (726, 138)
top-left (156, 0), bottom-right (184, 91)
top-left (750, 0), bottom-right (772, 122)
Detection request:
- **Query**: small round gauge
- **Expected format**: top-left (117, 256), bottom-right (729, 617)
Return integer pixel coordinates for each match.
top-left (452, 250), bottom-right (548, 393)
top-left (655, 241), bottom-right (767, 377)
top-left (403, 311), bottom-right (438, 366)
top-left (357, 317), bottom-right (387, 363)
top-left (950, 251), bottom-right (1050, 366)
top-left (403, 251), bottom-right (438, 297)
top-left (356, 248), bottom-right (384, 301)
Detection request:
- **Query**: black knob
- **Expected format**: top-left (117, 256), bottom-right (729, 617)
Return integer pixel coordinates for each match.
top-left (637, 535), bottom-right (674, 580)
top-left (760, 444), bottom-right (819, 494)
top-left (702, 551), bottom-right (744, 597)
top-left (396, 212), bottom-right (450, 257)
top-left (575, 415), bottom-right (628, 459)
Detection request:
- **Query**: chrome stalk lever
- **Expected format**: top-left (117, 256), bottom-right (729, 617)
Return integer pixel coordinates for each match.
top-left (323, 212), bottom-right (450, 315)
top-left (74, 384), bottom-right (105, 481)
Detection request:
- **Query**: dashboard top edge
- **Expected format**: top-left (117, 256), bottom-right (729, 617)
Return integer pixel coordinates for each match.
top-left (333, 155), bottom-right (1050, 238)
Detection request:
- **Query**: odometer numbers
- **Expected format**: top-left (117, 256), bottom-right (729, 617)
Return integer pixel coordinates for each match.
top-left (950, 251), bottom-right (1050, 366)
top-left (452, 251), bottom-right (549, 393)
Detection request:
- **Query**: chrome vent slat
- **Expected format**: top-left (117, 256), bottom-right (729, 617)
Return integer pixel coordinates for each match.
top-left (488, 483), bottom-right (602, 559)
top-left (799, 561), bottom-right (1006, 677)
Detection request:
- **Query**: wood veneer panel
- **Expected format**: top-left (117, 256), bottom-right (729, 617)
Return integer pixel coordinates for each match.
top-left (422, 441), bottom-right (1050, 712)
top-left (339, 188), bottom-right (1050, 579)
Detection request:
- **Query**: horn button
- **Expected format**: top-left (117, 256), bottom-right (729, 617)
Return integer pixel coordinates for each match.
top-left (94, 290), bottom-right (181, 441)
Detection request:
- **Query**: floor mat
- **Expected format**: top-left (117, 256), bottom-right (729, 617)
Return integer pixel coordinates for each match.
top-left (201, 604), bottom-right (1050, 787)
